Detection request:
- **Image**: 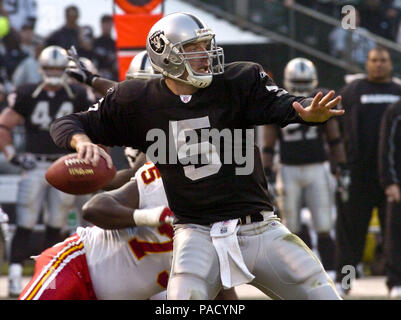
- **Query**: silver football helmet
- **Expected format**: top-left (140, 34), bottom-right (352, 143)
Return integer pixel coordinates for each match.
top-left (283, 58), bottom-right (318, 96)
top-left (79, 57), bottom-right (98, 75)
top-left (125, 50), bottom-right (162, 80)
top-left (67, 56), bottom-right (99, 101)
top-left (146, 12), bottom-right (224, 88)
top-left (38, 45), bottom-right (69, 87)
top-left (67, 56), bottom-right (99, 80)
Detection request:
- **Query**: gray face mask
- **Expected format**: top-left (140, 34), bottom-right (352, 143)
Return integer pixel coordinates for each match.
top-left (42, 73), bottom-right (67, 86)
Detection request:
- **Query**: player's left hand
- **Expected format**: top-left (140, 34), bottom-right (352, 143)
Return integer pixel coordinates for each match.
top-left (293, 90), bottom-right (344, 123)
top-left (66, 46), bottom-right (98, 86)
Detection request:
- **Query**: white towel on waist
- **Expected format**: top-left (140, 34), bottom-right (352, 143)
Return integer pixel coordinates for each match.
top-left (210, 219), bottom-right (255, 289)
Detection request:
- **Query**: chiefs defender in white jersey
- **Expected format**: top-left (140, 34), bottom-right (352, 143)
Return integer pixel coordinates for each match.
top-left (19, 162), bottom-right (174, 300)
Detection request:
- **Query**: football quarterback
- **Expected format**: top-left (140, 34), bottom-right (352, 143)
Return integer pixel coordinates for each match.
top-left (51, 13), bottom-right (343, 300)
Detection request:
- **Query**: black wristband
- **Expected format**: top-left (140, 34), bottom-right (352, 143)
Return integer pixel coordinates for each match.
top-left (86, 74), bottom-right (100, 87)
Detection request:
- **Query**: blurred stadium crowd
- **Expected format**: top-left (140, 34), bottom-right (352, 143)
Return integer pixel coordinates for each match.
top-left (0, 0), bottom-right (400, 300)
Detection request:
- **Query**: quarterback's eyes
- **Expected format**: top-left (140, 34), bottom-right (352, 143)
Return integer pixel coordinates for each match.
top-left (183, 41), bottom-right (209, 53)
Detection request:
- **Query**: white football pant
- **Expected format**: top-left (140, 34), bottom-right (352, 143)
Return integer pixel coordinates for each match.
top-left (167, 217), bottom-right (341, 300)
top-left (276, 162), bottom-right (336, 234)
top-left (16, 161), bottom-right (76, 229)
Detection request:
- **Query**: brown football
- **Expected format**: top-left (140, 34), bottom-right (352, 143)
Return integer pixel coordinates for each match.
top-left (45, 153), bottom-right (117, 195)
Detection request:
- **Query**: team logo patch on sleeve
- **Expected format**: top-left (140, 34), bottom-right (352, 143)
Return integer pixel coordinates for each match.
top-left (149, 31), bottom-right (166, 54)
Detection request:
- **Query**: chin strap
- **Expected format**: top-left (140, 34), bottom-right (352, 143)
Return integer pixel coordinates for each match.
top-left (31, 82), bottom-right (45, 98)
top-left (32, 81), bottom-right (75, 99)
top-left (62, 82), bottom-right (75, 99)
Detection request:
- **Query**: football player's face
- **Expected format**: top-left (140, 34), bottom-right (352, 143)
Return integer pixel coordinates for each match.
top-left (42, 67), bottom-right (65, 87)
top-left (183, 41), bottom-right (210, 74)
top-left (366, 50), bottom-right (392, 82)
top-left (43, 67), bottom-right (65, 78)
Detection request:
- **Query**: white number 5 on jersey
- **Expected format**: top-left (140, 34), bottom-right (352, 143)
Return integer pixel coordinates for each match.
top-left (171, 117), bottom-right (222, 181)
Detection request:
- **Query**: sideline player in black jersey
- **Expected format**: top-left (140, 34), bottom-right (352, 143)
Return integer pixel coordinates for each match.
top-left (51, 13), bottom-right (344, 300)
top-left (379, 101), bottom-right (401, 298)
top-left (335, 47), bottom-right (401, 295)
top-left (263, 58), bottom-right (347, 279)
top-left (0, 45), bottom-right (92, 297)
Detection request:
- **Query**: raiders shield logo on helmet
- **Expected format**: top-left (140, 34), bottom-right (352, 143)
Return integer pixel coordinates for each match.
top-left (149, 31), bottom-right (165, 54)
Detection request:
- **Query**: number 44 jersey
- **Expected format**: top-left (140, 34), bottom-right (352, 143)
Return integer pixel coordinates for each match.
top-left (76, 162), bottom-right (173, 300)
top-left (9, 83), bottom-right (91, 155)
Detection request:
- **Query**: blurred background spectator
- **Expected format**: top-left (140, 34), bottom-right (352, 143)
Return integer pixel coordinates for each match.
top-left (329, 9), bottom-right (376, 65)
top-left (77, 25), bottom-right (97, 63)
top-left (19, 23), bottom-right (41, 57)
top-left (2, 0), bottom-right (36, 33)
top-left (93, 14), bottom-right (118, 81)
top-left (10, 22), bottom-right (44, 87)
top-left (1, 29), bottom-right (28, 86)
top-left (44, 5), bottom-right (80, 50)
top-left (11, 40), bottom-right (43, 87)
top-left (358, 0), bottom-right (399, 41)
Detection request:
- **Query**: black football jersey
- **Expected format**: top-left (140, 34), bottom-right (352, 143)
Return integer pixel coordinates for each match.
top-left (10, 83), bottom-right (90, 155)
top-left (340, 79), bottom-right (401, 175)
top-left (278, 88), bottom-right (330, 165)
top-left (51, 62), bottom-right (317, 224)
top-left (278, 123), bottom-right (327, 164)
top-left (379, 101), bottom-right (401, 187)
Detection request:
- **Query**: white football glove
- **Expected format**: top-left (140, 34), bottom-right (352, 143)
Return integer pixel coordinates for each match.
top-left (133, 206), bottom-right (175, 227)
